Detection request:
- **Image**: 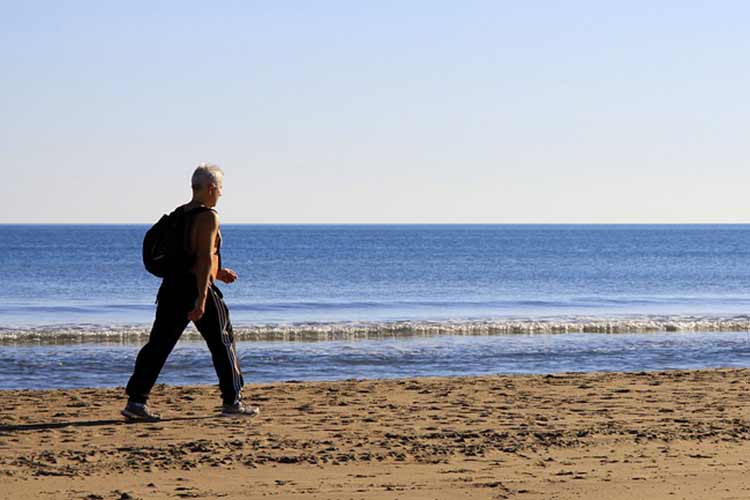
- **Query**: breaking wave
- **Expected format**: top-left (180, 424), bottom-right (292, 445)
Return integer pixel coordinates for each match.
top-left (4, 315), bottom-right (750, 344)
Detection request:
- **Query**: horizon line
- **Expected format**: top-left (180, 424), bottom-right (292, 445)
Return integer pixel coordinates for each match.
top-left (2, 222), bottom-right (750, 226)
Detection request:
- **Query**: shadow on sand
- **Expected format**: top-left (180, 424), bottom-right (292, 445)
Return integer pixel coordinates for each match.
top-left (0, 415), bottom-right (216, 433)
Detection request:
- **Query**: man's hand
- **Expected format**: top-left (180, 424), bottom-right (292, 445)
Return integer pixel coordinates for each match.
top-left (188, 298), bottom-right (206, 322)
top-left (216, 268), bottom-right (238, 284)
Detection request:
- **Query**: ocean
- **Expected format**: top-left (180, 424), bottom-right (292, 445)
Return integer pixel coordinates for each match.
top-left (2, 224), bottom-right (750, 389)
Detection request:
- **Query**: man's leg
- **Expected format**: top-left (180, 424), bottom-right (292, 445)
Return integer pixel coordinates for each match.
top-left (126, 283), bottom-right (191, 404)
top-left (194, 284), bottom-right (244, 406)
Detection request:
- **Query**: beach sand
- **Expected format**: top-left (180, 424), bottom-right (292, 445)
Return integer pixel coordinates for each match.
top-left (2, 369), bottom-right (750, 499)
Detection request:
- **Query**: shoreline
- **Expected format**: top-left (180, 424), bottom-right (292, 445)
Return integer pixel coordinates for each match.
top-left (3, 369), bottom-right (750, 499)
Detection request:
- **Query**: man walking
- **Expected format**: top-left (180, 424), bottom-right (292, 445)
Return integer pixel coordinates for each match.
top-left (123, 164), bottom-right (258, 420)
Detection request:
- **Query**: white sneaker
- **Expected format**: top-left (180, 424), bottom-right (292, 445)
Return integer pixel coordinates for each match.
top-left (121, 401), bottom-right (161, 422)
top-left (221, 402), bottom-right (260, 417)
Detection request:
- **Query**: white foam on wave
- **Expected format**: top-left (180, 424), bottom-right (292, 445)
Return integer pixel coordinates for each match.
top-left (3, 315), bottom-right (750, 344)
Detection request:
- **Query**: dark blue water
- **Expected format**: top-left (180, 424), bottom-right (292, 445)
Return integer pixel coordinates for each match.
top-left (3, 224), bottom-right (750, 329)
top-left (3, 224), bottom-right (750, 389)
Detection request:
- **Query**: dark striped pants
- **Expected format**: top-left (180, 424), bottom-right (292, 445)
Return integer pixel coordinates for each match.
top-left (126, 273), bottom-right (244, 405)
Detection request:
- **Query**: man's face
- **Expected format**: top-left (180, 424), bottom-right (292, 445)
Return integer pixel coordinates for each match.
top-left (208, 180), bottom-right (223, 206)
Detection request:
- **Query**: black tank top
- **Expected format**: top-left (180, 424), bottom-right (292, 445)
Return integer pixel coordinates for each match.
top-left (216, 228), bottom-right (223, 270)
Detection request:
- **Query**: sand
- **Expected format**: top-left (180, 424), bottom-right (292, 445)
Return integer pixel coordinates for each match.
top-left (2, 368), bottom-right (750, 499)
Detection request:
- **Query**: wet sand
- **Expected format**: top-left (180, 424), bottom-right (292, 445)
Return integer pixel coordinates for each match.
top-left (2, 369), bottom-right (750, 499)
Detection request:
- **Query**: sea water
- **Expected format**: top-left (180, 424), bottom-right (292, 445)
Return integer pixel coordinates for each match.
top-left (2, 224), bottom-right (750, 389)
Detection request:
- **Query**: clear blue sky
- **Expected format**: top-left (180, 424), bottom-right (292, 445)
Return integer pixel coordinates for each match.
top-left (1, 2), bottom-right (748, 223)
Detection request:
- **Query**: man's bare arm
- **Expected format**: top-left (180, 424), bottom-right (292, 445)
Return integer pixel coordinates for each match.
top-left (188, 211), bottom-right (218, 322)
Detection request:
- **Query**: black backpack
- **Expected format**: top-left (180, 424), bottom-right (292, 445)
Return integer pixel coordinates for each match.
top-left (142, 206), bottom-right (212, 278)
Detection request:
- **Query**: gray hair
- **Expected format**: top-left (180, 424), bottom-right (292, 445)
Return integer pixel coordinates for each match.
top-left (191, 163), bottom-right (224, 190)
